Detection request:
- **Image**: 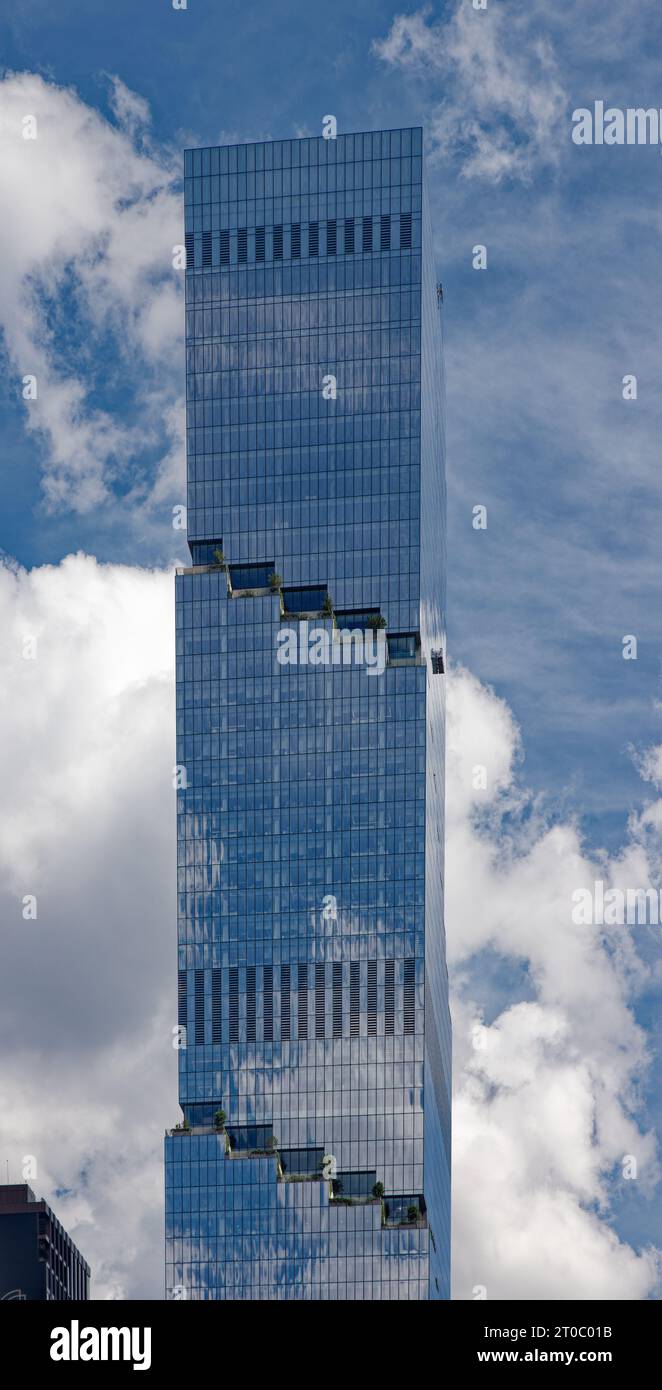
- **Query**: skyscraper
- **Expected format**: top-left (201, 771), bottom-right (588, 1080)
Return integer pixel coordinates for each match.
top-left (165, 127), bottom-right (450, 1300)
top-left (0, 1184), bottom-right (90, 1301)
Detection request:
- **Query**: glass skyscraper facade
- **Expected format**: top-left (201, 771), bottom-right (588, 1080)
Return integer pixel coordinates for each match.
top-left (165, 127), bottom-right (450, 1300)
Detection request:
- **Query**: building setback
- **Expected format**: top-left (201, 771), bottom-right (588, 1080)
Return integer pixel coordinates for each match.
top-left (165, 127), bottom-right (451, 1299)
top-left (0, 1184), bottom-right (90, 1301)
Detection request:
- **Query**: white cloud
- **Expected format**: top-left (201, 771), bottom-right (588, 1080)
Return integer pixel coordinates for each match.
top-left (448, 665), bottom-right (661, 1298)
top-left (632, 744), bottom-right (662, 792)
top-left (0, 562), bottom-right (659, 1298)
top-left (106, 74), bottom-right (151, 137)
top-left (0, 72), bottom-right (183, 512)
top-left (373, 3), bottom-right (568, 182)
top-left (0, 554), bottom-right (176, 1297)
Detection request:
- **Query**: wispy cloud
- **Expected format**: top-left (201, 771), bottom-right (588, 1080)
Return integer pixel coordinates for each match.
top-left (373, 3), bottom-right (568, 182)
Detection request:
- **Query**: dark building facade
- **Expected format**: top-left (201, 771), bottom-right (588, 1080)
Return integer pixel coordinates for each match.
top-left (165, 127), bottom-right (450, 1299)
top-left (0, 1184), bottom-right (90, 1301)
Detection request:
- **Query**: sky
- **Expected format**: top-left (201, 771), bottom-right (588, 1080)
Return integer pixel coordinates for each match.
top-left (0, 0), bottom-right (661, 1299)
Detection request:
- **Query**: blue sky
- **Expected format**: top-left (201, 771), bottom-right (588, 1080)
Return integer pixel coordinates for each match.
top-left (0, 0), bottom-right (660, 1297)
top-left (2, 0), bottom-right (661, 843)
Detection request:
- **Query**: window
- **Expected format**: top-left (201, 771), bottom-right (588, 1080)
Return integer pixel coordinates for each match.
top-left (229, 562), bottom-right (273, 590)
top-left (282, 585), bottom-right (326, 614)
top-left (384, 1194), bottom-right (422, 1225)
top-left (227, 1125), bottom-right (273, 1153)
top-left (388, 632), bottom-right (419, 662)
top-left (334, 1170), bottom-right (377, 1199)
top-left (335, 609), bottom-right (381, 632)
top-left (279, 1148), bottom-right (324, 1176)
top-left (189, 538), bottom-right (223, 566)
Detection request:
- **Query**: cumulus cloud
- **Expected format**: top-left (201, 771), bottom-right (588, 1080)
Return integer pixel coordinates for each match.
top-left (373, 2), bottom-right (568, 181)
top-left (448, 665), bottom-right (661, 1299)
top-left (0, 72), bottom-right (184, 512)
top-left (0, 562), bottom-right (659, 1297)
top-left (0, 554), bottom-right (176, 1297)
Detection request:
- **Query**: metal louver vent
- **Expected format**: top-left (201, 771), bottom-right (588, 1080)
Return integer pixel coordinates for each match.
top-left (211, 967), bottom-right (221, 1044)
top-left (281, 964), bottom-right (291, 1040)
top-left (194, 969), bottom-right (205, 1045)
top-left (367, 960), bottom-right (377, 1036)
top-left (350, 961), bottom-right (360, 1037)
top-left (332, 962), bottom-right (343, 1038)
top-left (315, 962), bottom-right (325, 1039)
top-left (404, 960), bottom-right (416, 1035)
top-left (246, 966), bottom-right (256, 1041)
top-left (385, 960), bottom-right (395, 1036)
top-left (229, 967), bottom-right (239, 1042)
top-left (177, 970), bottom-right (187, 1027)
top-left (263, 966), bottom-right (273, 1042)
top-left (297, 963), bottom-right (308, 1039)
